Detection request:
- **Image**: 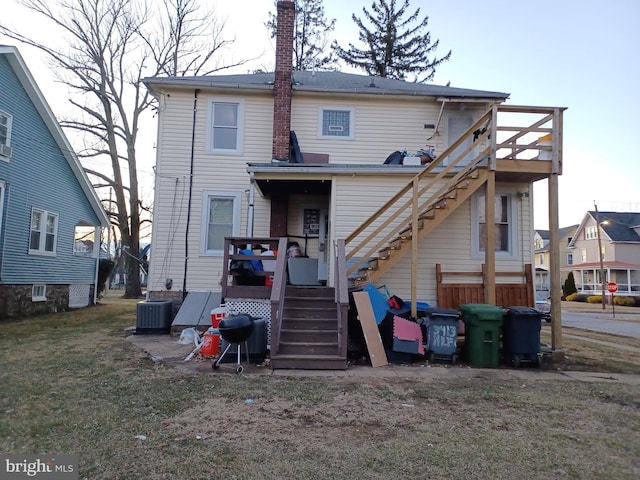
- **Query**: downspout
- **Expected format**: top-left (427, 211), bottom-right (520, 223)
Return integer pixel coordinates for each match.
top-left (93, 227), bottom-right (100, 305)
top-left (182, 88), bottom-right (200, 300)
top-left (246, 172), bottom-right (255, 237)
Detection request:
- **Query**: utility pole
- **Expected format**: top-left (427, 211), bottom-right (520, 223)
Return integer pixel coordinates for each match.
top-left (594, 202), bottom-right (606, 310)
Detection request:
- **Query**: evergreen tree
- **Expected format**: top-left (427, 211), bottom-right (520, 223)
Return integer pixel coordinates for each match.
top-left (333, 0), bottom-right (451, 82)
top-left (267, 0), bottom-right (337, 71)
top-left (563, 272), bottom-right (578, 298)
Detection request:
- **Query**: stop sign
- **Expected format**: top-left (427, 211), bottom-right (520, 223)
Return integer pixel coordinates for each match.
top-left (607, 282), bottom-right (618, 293)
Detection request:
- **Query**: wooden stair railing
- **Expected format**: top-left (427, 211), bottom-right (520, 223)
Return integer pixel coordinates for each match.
top-left (345, 105), bottom-right (565, 293)
top-left (269, 239), bottom-right (348, 370)
top-left (345, 110), bottom-right (495, 280)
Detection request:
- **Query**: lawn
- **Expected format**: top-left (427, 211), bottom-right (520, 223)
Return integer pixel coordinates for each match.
top-left (1, 295), bottom-right (639, 479)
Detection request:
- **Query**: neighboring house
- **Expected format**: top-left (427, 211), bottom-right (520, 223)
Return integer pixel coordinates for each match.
top-left (143, 0), bottom-right (566, 368)
top-left (534, 224), bottom-right (578, 293)
top-left (567, 211), bottom-right (640, 296)
top-left (0, 46), bottom-right (109, 318)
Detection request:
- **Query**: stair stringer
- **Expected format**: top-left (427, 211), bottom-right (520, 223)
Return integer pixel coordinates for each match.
top-left (358, 168), bottom-right (489, 284)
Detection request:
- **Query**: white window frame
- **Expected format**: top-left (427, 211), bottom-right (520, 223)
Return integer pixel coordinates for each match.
top-left (585, 225), bottom-right (597, 240)
top-left (318, 107), bottom-right (354, 140)
top-left (29, 208), bottom-right (58, 256)
top-left (206, 99), bottom-right (244, 155)
top-left (0, 181), bottom-right (5, 235)
top-left (567, 252), bottom-right (573, 265)
top-left (581, 249), bottom-right (587, 262)
top-left (0, 110), bottom-right (12, 159)
top-left (471, 189), bottom-right (518, 259)
top-left (32, 284), bottom-right (46, 302)
top-left (200, 191), bottom-right (241, 256)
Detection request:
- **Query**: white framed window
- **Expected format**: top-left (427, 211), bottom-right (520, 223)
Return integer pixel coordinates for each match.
top-left (318, 107), bottom-right (354, 139)
top-left (585, 225), bottom-right (597, 240)
top-left (567, 252), bottom-right (573, 265)
top-left (539, 254), bottom-right (544, 265)
top-left (0, 110), bottom-right (12, 159)
top-left (200, 191), bottom-right (241, 255)
top-left (472, 191), bottom-right (517, 258)
top-left (581, 248), bottom-right (587, 262)
top-left (32, 285), bottom-right (46, 302)
top-left (0, 181), bottom-right (5, 235)
top-left (29, 208), bottom-right (58, 255)
top-left (73, 225), bottom-right (97, 257)
top-left (207, 99), bottom-right (244, 154)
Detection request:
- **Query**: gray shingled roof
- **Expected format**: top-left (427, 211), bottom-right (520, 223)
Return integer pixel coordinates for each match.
top-left (589, 211), bottom-right (640, 242)
top-left (144, 71), bottom-right (510, 100)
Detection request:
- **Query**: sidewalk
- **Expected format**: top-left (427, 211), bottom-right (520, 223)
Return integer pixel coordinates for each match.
top-left (128, 333), bottom-right (640, 386)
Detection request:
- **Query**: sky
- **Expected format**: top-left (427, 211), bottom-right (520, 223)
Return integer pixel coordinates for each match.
top-left (2, 0), bottom-right (639, 231)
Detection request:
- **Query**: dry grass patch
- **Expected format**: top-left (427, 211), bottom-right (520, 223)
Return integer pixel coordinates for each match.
top-left (1, 297), bottom-right (640, 479)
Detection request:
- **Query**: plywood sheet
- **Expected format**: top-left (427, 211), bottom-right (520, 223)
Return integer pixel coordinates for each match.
top-left (353, 292), bottom-right (388, 367)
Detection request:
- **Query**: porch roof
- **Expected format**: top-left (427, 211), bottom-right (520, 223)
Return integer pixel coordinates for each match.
top-left (569, 261), bottom-right (640, 269)
top-left (247, 162), bottom-right (424, 196)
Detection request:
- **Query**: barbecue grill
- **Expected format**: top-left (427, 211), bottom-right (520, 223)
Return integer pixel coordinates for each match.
top-left (212, 313), bottom-right (256, 374)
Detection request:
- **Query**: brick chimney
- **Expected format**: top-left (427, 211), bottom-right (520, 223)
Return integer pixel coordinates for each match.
top-left (272, 0), bottom-right (295, 162)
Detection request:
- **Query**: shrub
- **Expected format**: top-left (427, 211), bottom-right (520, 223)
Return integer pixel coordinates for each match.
top-left (566, 293), bottom-right (587, 302)
top-left (562, 272), bottom-right (578, 298)
top-left (614, 296), bottom-right (635, 307)
top-left (587, 295), bottom-right (603, 304)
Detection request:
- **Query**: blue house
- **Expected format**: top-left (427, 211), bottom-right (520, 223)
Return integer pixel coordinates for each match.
top-left (0, 46), bottom-right (109, 318)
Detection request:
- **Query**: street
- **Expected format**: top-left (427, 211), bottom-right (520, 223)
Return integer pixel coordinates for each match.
top-left (559, 310), bottom-right (640, 339)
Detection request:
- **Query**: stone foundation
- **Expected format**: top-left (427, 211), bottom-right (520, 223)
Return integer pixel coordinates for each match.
top-left (0, 284), bottom-right (95, 319)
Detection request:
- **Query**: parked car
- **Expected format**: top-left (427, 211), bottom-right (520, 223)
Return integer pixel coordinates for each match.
top-left (535, 292), bottom-right (551, 322)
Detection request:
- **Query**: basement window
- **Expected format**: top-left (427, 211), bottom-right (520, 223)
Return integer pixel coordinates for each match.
top-left (319, 107), bottom-right (354, 139)
top-left (32, 285), bottom-right (46, 302)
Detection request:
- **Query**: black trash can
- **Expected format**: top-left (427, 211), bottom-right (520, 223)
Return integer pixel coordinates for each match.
top-left (503, 306), bottom-right (543, 368)
top-left (422, 308), bottom-right (460, 364)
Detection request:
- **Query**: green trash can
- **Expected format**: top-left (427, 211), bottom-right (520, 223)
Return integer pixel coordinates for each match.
top-left (459, 304), bottom-right (506, 368)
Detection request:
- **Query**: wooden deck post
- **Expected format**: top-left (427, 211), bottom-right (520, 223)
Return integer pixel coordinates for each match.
top-left (484, 172), bottom-right (496, 305)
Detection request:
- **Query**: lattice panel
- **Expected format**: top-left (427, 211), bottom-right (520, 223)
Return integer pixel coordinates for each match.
top-left (225, 298), bottom-right (272, 349)
top-left (69, 284), bottom-right (90, 308)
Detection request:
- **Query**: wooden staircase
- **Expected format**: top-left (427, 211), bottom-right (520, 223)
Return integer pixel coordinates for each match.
top-left (351, 165), bottom-right (489, 286)
top-left (270, 286), bottom-right (347, 370)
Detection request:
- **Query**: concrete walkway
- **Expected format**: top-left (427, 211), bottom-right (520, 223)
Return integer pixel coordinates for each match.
top-left (128, 333), bottom-right (640, 386)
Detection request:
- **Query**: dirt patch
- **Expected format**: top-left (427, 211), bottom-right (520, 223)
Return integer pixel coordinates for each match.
top-left (167, 389), bottom-right (421, 445)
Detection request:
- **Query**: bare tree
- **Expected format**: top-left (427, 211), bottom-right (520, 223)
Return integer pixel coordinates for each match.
top-left (0, 0), bottom-right (250, 298)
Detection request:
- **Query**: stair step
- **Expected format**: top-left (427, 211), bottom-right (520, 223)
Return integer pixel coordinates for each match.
top-left (281, 318), bottom-right (338, 330)
top-left (280, 328), bottom-right (338, 343)
top-left (270, 354), bottom-right (347, 370)
top-left (278, 341), bottom-right (340, 356)
top-left (285, 286), bottom-right (334, 299)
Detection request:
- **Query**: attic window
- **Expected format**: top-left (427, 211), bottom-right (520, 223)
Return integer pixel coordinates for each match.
top-left (319, 108), bottom-right (353, 139)
top-left (0, 110), bottom-right (12, 159)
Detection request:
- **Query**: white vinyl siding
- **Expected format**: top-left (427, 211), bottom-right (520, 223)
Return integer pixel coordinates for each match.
top-left (29, 208), bottom-right (58, 256)
top-left (207, 99), bottom-right (244, 154)
top-left (200, 191), bottom-right (241, 256)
